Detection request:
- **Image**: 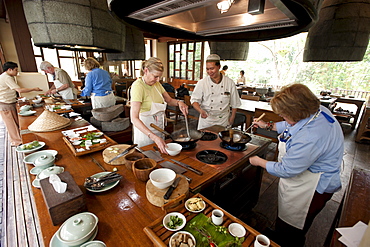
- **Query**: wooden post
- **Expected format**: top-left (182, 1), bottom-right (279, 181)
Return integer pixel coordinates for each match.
top-left (4, 0), bottom-right (37, 72)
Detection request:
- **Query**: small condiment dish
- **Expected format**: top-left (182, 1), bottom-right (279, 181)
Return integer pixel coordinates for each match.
top-left (185, 197), bottom-right (206, 213)
top-left (169, 231), bottom-right (196, 247)
top-left (163, 212), bottom-right (186, 231)
top-left (32, 98), bottom-right (42, 104)
top-left (80, 240), bottom-right (106, 247)
top-left (165, 143), bottom-right (182, 156)
top-left (149, 168), bottom-right (176, 189)
top-left (228, 223), bottom-right (246, 238)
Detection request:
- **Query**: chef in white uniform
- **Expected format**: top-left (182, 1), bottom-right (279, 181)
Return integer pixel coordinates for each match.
top-left (40, 61), bottom-right (77, 99)
top-left (249, 84), bottom-right (344, 247)
top-left (190, 54), bottom-right (241, 130)
top-left (130, 57), bottom-right (188, 153)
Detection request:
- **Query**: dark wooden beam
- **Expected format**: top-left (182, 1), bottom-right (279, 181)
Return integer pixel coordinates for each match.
top-left (4, 0), bottom-right (37, 72)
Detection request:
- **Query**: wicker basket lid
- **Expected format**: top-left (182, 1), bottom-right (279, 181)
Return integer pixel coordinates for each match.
top-left (28, 110), bottom-right (71, 132)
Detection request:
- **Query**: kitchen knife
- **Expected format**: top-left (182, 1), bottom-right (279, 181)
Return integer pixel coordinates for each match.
top-left (160, 161), bottom-right (192, 183)
top-left (135, 147), bottom-right (164, 162)
top-left (170, 159), bottom-right (203, 176)
top-left (108, 144), bottom-right (137, 163)
top-left (164, 177), bottom-right (181, 200)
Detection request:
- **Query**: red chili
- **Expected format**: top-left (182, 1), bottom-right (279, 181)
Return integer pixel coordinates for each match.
top-left (82, 138), bottom-right (86, 140)
top-left (210, 243), bottom-right (216, 247)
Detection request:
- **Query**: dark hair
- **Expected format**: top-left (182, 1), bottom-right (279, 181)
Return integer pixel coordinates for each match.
top-left (240, 70), bottom-right (245, 75)
top-left (3, 62), bottom-right (18, 72)
top-left (222, 65), bottom-right (228, 70)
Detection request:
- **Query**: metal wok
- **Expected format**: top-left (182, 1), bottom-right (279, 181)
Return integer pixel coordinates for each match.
top-left (150, 123), bottom-right (204, 145)
top-left (218, 129), bottom-right (252, 146)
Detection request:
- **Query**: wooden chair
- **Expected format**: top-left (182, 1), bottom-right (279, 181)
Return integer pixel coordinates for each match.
top-left (166, 92), bottom-right (181, 124)
top-left (184, 95), bottom-right (200, 120)
top-left (253, 108), bottom-right (283, 161)
top-left (241, 94), bottom-right (260, 101)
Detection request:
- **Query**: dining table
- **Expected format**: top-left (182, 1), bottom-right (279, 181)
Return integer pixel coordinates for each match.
top-left (237, 99), bottom-right (273, 128)
top-left (17, 100), bottom-right (278, 247)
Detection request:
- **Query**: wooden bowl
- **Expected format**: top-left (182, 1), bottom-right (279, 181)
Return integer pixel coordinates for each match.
top-left (132, 158), bottom-right (157, 182)
top-left (124, 152), bottom-right (145, 170)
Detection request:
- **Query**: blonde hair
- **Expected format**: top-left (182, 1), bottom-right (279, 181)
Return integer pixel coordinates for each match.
top-left (140, 57), bottom-right (163, 76)
top-left (270, 83), bottom-right (320, 122)
top-left (84, 57), bottom-right (100, 71)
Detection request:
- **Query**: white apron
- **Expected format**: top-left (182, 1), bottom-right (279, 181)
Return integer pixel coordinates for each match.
top-left (91, 91), bottom-right (116, 109)
top-left (198, 109), bottom-right (229, 130)
top-left (53, 80), bottom-right (75, 99)
top-left (277, 111), bottom-right (323, 230)
top-left (133, 86), bottom-right (167, 147)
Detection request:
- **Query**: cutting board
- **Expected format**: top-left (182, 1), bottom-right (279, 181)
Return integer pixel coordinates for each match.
top-left (102, 144), bottom-right (135, 165)
top-left (15, 72), bottom-right (49, 99)
top-left (146, 175), bottom-right (189, 207)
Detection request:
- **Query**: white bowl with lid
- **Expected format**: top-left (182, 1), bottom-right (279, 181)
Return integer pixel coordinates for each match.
top-left (57, 212), bottom-right (99, 246)
top-left (33, 153), bottom-right (55, 169)
top-left (32, 166), bottom-right (64, 188)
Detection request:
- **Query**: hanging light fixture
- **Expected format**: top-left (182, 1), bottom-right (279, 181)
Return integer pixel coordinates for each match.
top-left (217, 0), bottom-right (235, 14)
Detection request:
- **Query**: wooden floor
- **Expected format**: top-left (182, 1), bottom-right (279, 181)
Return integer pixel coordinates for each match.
top-left (0, 115), bottom-right (369, 246)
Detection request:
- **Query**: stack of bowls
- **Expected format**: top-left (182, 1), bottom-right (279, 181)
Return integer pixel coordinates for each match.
top-left (32, 166), bottom-right (64, 188)
top-left (57, 212), bottom-right (99, 246)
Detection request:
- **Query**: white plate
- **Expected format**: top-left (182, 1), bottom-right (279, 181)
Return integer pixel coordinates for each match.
top-left (23, 150), bottom-right (58, 164)
top-left (49, 226), bottom-right (98, 247)
top-left (169, 231), bottom-right (196, 247)
top-left (16, 141), bottom-right (45, 153)
top-left (185, 198), bottom-right (206, 213)
top-left (19, 110), bottom-right (37, 116)
top-left (163, 212), bottom-right (186, 231)
top-left (32, 179), bottom-right (41, 188)
top-left (84, 172), bottom-right (120, 193)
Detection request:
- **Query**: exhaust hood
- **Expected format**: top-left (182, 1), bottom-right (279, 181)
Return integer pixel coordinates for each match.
top-left (22, 0), bottom-right (126, 52)
top-left (109, 0), bottom-right (318, 42)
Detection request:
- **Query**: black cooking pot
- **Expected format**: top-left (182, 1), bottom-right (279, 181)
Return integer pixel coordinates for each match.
top-left (150, 123), bottom-right (204, 145)
top-left (218, 129), bottom-right (252, 146)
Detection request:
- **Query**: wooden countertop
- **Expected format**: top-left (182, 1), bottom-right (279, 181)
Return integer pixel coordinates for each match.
top-left (17, 103), bottom-right (275, 247)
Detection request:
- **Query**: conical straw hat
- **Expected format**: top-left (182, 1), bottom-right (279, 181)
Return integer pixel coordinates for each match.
top-left (28, 110), bottom-right (71, 132)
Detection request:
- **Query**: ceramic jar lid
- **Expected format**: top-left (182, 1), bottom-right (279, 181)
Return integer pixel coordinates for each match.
top-left (37, 166), bottom-right (64, 180)
top-left (34, 154), bottom-right (55, 167)
top-left (59, 212), bottom-right (98, 241)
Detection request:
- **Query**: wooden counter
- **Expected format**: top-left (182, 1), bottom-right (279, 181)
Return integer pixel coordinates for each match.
top-left (17, 104), bottom-right (275, 246)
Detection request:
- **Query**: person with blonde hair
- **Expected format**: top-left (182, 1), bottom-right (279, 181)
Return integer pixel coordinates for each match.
top-left (130, 57), bottom-right (188, 151)
top-left (40, 61), bottom-right (77, 99)
top-left (249, 83), bottom-right (344, 247)
top-left (80, 57), bottom-right (116, 109)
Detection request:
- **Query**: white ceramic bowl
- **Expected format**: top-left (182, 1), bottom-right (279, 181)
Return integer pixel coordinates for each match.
top-left (80, 240), bottom-right (106, 247)
top-left (169, 231), bottom-right (196, 247)
top-left (57, 212), bottom-right (98, 246)
top-left (228, 223), bottom-right (246, 238)
top-left (163, 212), bottom-right (186, 231)
top-left (32, 98), bottom-right (42, 104)
top-left (165, 143), bottom-right (182, 156)
top-left (149, 168), bottom-right (176, 189)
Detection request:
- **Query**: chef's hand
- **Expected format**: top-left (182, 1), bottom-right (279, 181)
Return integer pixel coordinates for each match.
top-left (200, 109), bottom-right (208, 118)
top-left (151, 134), bottom-right (169, 155)
top-left (249, 156), bottom-right (267, 169)
top-left (252, 119), bottom-right (267, 129)
top-left (178, 101), bottom-right (188, 115)
top-left (45, 89), bottom-right (52, 95)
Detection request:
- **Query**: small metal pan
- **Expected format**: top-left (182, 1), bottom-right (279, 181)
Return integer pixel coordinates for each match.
top-left (150, 123), bottom-right (204, 145)
top-left (218, 129), bottom-right (252, 146)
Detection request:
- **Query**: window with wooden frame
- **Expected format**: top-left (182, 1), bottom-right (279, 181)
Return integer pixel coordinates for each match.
top-left (168, 41), bottom-right (204, 81)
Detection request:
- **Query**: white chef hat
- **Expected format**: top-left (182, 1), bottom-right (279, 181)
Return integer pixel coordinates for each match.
top-left (206, 54), bottom-right (221, 62)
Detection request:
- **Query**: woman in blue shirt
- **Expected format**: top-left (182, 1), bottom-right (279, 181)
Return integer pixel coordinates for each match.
top-left (250, 83), bottom-right (344, 247)
top-left (81, 57), bottom-right (116, 109)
